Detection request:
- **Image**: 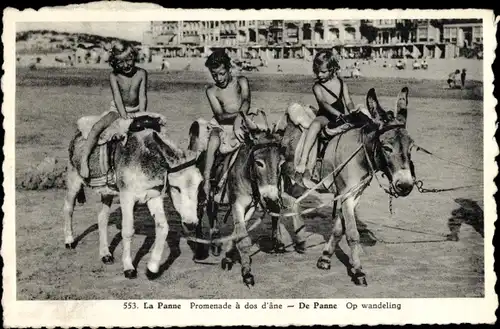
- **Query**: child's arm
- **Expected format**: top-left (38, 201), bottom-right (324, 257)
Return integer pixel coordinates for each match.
top-left (139, 69), bottom-right (148, 112)
top-left (237, 76), bottom-right (251, 114)
top-left (206, 87), bottom-right (239, 125)
top-left (109, 73), bottom-right (128, 118)
top-left (342, 83), bottom-right (356, 112)
top-left (312, 84), bottom-right (344, 119)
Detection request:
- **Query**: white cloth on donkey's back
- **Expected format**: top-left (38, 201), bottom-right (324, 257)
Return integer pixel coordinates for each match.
top-left (77, 107), bottom-right (167, 145)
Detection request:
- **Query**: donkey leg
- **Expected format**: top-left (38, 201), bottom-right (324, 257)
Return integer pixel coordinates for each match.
top-left (317, 207), bottom-right (343, 270)
top-left (282, 193), bottom-right (307, 253)
top-left (233, 201), bottom-right (255, 287)
top-left (63, 167), bottom-right (83, 249)
top-left (145, 196), bottom-right (168, 279)
top-left (342, 196), bottom-right (367, 286)
top-left (120, 192), bottom-right (137, 279)
top-left (98, 194), bottom-right (114, 264)
top-left (207, 198), bottom-right (222, 257)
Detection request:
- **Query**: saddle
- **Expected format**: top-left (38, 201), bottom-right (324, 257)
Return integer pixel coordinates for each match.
top-left (77, 112), bottom-right (167, 145)
top-left (285, 103), bottom-right (369, 185)
top-left (77, 112), bottom-right (167, 188)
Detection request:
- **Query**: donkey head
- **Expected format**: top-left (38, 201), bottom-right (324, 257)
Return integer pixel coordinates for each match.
top-left (151, 133), bottom-right (203, 232)
top-left (240, 110), bottom-right (285, 211)
top-left (366, 87), bottom-right (414, 197)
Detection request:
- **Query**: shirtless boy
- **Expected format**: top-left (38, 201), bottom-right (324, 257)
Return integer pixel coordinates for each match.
top-left (202, 50), bottom-right (250, 200)
top-left (80, 41), bottom-right (148, 179)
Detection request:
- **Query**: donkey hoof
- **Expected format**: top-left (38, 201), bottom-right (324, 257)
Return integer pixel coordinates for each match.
top-left (221, 258), bottom-right (233, 271)
top-left (145, 268), bottom-right (161, 281)
top-left (316, 257), bottom-right (331, 270)
top-left (101, 255), bottom-right (114, 265)
top-left (294, 241), bottom-right (306, 254)
top-left (211, 244), bottom-right (222, 257)
top-left (242, 272), bottom-right (255, 287)
top-left (273, 241), bottom-right (286, 254)
top-left (352, 271), bottom-right (368, 286)
top-left (65, 241), bottom-right (77, 249)
top-left (124, 269), bottom-right (137, 279)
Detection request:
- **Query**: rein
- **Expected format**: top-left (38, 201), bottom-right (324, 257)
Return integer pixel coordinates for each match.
top-left (160, 155), bottom-right (199, 196)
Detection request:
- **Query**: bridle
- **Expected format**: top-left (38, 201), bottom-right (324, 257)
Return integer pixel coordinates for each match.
top-left (246, 134), bottom-right (284, 209)
top-left (160, 154), bottom-right (201, 195)
top-left (362, 123), bottom-right (409, 198)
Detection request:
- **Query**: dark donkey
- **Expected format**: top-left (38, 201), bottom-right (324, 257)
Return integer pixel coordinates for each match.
top-left (189, 110), bottom-right (307, 287)
top-left (280, 87), bottom-right (415, 286)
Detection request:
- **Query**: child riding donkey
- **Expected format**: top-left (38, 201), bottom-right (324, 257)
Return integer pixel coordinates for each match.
top-left (292, 50), bottom-right (378, 188)
top-left (198, 50), bottom-right (255, 203)
top-left (80, 41), bottom-right (149, 179)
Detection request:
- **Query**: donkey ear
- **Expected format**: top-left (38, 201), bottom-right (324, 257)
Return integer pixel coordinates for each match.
top-left (366, 88), bottom-right (381, 114)
top-left (395, 87), bottom-right (409, 126)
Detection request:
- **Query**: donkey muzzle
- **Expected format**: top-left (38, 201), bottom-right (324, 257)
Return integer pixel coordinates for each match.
top-left (260, 185), bottom-right (281, 212)
top-left (393, 169), bottom-right (414, 197)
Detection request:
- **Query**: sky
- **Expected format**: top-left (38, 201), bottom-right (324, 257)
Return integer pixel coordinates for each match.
top-left (16, 22), bottom-right (151, 42)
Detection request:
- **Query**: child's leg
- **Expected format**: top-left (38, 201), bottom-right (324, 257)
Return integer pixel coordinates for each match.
top-left (80, 111), bottom-right (120, 178)
top-left (202, 129), bottom-right (221, 201)
top-left (296, 116), bottom-right (328, 174)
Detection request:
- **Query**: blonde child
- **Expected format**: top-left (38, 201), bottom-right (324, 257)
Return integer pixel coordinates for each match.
top-left (80, 41), bottom-right (148, 179)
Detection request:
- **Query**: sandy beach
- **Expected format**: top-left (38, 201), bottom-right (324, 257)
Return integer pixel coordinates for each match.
top-left (17, 54), bottom-right (483, 82)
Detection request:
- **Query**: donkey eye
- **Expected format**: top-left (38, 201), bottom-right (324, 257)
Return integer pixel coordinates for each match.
top-left (382, 145), bottom-right (393, 153)
top-left (255, 159), bottom-right (265, 168)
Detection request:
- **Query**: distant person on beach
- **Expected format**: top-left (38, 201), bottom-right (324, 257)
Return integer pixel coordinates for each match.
top-left (160, 58), bottom-right (170, 71)
top-left (277, 64), bottom-right (283, 72)
top-left (201, 49), bottom-right (251, 201)
top-left (80, 41), bottom-right (148, 179)
top-left (447, 69), bottom-right (461, 89)
top-left (461, 69), bottom-right (467, 88)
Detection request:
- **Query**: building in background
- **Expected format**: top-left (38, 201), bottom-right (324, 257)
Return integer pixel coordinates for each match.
top-left (142, 19), bottom-right (483, 61)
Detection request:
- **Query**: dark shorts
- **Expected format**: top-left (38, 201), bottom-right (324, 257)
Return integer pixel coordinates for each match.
top-left (447, 78), bottom-right (454, 84)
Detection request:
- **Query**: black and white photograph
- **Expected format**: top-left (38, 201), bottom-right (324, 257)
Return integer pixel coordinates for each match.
top-left (2, 4), bottom-right (497, 327)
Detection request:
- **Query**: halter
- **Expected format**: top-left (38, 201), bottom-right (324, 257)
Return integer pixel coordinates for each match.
top-left (362, 123), bottom-right (407, 199)
top-left (160, 155), bottom-right (200, 196)
top-left (246, 136), bottom-right (284, 210)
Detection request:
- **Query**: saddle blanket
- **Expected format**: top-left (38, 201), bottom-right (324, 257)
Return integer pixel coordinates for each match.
top-left (190, 117), bottom-right (242, 155)
top-left (77, 111), bottom-right (167, 145)
top-left (86, 142), bottom-right (117, 188)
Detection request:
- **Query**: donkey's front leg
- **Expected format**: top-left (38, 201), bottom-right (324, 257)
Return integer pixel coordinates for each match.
top-left (98, 195), bottom-right (114, 264)
top-left (232, 198), bottom-right (255, 287)
top-left (342, 195), bottom-right (367, 286)
top-left (145, 196), bottom-right (169, 280)
top-left (120, 191), bottom-right (137, 279)
top-left (282, 193), bottom-right (307, 254)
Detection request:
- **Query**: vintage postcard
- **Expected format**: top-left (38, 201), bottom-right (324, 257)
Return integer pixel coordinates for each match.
top-left (2, 3), bottom-right (497, 327)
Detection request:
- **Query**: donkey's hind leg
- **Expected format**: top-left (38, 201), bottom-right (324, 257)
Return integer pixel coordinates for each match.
top-left (63, 165), bottom-right (84, 249)
top-left (98, 194), bottom-right (114, 264)
top-left (208, 197), bottom-right (222, 257)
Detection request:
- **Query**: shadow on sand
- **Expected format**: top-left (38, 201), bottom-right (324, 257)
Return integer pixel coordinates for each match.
top-left (447, 198), bottom-right (484, 241)
top-left (74, 197), bottom-right (199, 279)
